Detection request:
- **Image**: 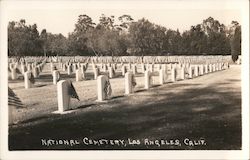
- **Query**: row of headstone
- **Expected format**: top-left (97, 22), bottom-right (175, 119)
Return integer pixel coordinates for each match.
top-left (24, 60), bottom-right (229, 91)
top-left (9, 59), bottom-right (46, 80)
top-left (59, 62), bottom-right (88, 74)
top-left (9, 55), bottom-right (233, 65)
top-left (55, 62), bottom-right (229, 113)
top-left (56, 75), bottom-right (112, 113)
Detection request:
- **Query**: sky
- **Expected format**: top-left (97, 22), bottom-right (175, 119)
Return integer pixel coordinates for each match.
top-left (2, 0), bottom-right (243, 37)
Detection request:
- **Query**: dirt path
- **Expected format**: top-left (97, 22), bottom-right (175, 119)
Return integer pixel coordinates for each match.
top-left (9, 65), bottom-right (241, 150)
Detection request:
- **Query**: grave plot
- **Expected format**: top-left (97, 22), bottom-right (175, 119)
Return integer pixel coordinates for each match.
top-left (7, 56), bottom-right (240, 150)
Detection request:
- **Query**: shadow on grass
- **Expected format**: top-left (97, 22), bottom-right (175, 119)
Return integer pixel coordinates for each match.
top-left (9, 79), bottom-right (241, 150)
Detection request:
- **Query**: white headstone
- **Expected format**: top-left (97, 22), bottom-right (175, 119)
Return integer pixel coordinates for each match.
top-left (159, 69), bottom-right (164, 85)
top-left (73, 63), bottom-right (77, 72)
top-left (108, 67), bottom-right (114, 78)
top-left (57, 80), bottom-right (70, 112)
top-left (180, 66), bottom-right (185, 80)
top-left (33, 67), bottom-right (39, 78)
top-left (92, 63), bottom-right (96, 71)
top-left (63, 63), bottom-right (67, 71)
top-left (219, 63), bottom-right (222, 70)
top-left (97, 75), bottom-right (109, 101)
top-left (144, 70), bottom-right (151, 89)
top-left (141, 63), bottom-right (145, 73)
top-left (103, 64), bottom-right (108, 72)
top-left (21, 64), bottom-right (27, 74)
top-left (77, 62), bottom-right (80, 69)
top-left (209, 64), bottom-right (212, 73)
top-left (59, 62), bottom-right (63, 69)
top-left (177, 63), bottom-right (182, 69)
top-left (125, 72), bottom-right (133, 94)
top-left (121, 65), bottom-right (127, 76)
top-left (157, 64), bottom-right (161, 71)
top-left (171, 67), bottom-right (176, 82)
top-left (50, 63), bottom-right (54, 73)
top-left (11, 68), bottom-right (17, 80)
top-left (212, 64), bottom-right (216, 72)
top-left (38, 65), bottom-right (42, 73)
top-left (24, 71), bottom-right (32, 89)
top-left (128, 62), bottom-right (132, 70)
top-left (199, 65), bottom-right (204, 75)
top-left (80, 64), bottom-right (86, 80)
top-left (194, 65), bottom-right (199, 77)
top-left (188, 65), bottom-right (193, 78)
top-left (149, 64), bottom-right (154, 72)
top-left (80, 64), bottom-right (85, 73)
top-left (67, 64), bottom-right (72, 75)
top-left (75, 69), bottom-right (83, 81)
top-left (27, 64), bottom-right (32, 71)
top-left (94, 67), bottom-right (99, 80)
top-left (162, 64), bottom-right (167, 74)
top-left (204, 64), bottom-right (208, 74)
top-left (132, 64), bottom-right (137, 74)
top-left (53, 70), bottom-right (60, 84)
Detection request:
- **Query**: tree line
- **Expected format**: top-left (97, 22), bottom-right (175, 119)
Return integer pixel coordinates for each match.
top-left (8, 14), bottom-right (241, 61)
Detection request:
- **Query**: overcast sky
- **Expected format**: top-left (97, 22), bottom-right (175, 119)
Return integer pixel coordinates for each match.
top-left (2, 0), bottom-right (243, 37)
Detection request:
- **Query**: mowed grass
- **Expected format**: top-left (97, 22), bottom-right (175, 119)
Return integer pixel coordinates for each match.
top-left (8, 64), bottom-right (241, 150)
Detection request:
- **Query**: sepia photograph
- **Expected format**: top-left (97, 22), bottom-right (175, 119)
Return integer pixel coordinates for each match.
top-left (0, 0), bottom-right (249, 159)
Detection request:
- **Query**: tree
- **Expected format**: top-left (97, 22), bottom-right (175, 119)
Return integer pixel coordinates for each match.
top-left (79, 14), bottom-right (130, 57)
top-left (74, 14), bottom-right (96, 32)
top-left (187, 25), bottom-right (208, 55)
top-left (128, 18), bottom-right (158, 55)
top-left (47, 33), bottom-right (68, 56)
top-left (40, 29), bottom-right (48, 56)
top-left (8, 19), bottom-right (42, 56)
top-left (117, 15), bottom-right (134, 32)
top-left (68, 14), bottom-right (96, 56)
top-left (7, 16), bottom-right (239, 57)
top-left (229, 21), bottom-right (241, 62)
top-left (202, 17), bottom-right (230, 55)
top-left (97, 14), bottom-right (115, 30)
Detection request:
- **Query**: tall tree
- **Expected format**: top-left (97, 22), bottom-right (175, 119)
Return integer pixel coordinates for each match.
top-left (202, 17), bottom-right (230, 55)
top-left (40, 29), bottom-right (48, 56)
top-left (68, 14), bottom-right (96, 55)
top-left (229, 21), bottom-right (241, 62)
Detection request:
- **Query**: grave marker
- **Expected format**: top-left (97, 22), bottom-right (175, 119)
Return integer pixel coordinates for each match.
top-left (76, 69), bottom-right (83, 81)
top-left (108, 67), bottom-right (115, 78)
top-left (141, 63), bottom-right (145, 73)
top-left (132, 64), bottom-right (137, 74)
top-left (200, 65), bottom-right (204, 75)
top-left (67, 64), bottom-right (72, 75)
top-left (125, 72), bottom-right (133, 94)
top-left (24, 71), bottom-right (34, 89)
top-left (97, 75), bottom-right (112, 101)
top-left (144, 70), bottom-right (151, 89)
top-left (180, 66), bottom-right (185, 80)
top-left (121, 65), bottom-right (127, 76)
top-left (11, 68), bottom-right (17, 80)
top-left (53, 70), bottom-right (60, 84)
top-left (57, 80), bottom-right (70, 112)
top-left (94, 67), bottom-right (99, 80)
top-left (194, 65), bottom-right (199, 77)
top-left (171, 67), bottom-right (176, 82)
top-left (33, 67), bottom-right (39, 78)
top-left (159, 69), bottom-right (165, 85)
top-left (188, 66), bottom-right (193, 79)
top-left (204, 64), bottom-right (208, 74)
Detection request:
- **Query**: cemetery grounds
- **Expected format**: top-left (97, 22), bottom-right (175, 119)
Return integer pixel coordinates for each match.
top-left (8, 56), bottom-right (241, 150)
